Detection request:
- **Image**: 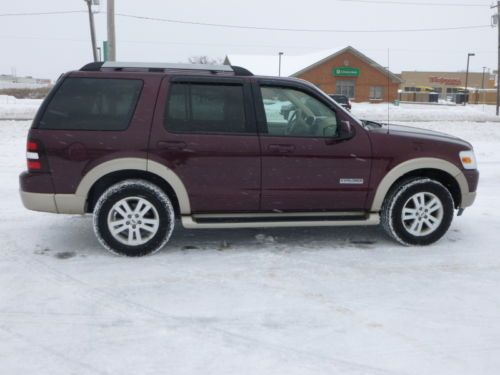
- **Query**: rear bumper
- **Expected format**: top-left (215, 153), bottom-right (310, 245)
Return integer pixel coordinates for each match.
top-left (20, 190), bottom-right (58, 213)
top-left (19, 190), bottom-right (87, 214)
top-left (20, 171), bottom-right (87, 214)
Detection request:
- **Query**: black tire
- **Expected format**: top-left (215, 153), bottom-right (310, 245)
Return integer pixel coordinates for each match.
top-left (381, 178), bottom-right (454, 246)
top-left (93, 179), bottom-right (175, 256)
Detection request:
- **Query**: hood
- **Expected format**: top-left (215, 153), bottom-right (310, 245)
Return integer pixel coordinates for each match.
top-left (366, 122), bottom-right (472, 149)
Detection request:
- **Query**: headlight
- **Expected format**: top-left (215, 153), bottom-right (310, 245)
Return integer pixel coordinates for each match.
top-left (459, 150), bottom-right (477, 170)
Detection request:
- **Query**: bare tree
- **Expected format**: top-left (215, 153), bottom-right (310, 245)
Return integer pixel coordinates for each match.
top-left (188, 56), bottom-right (224, 65)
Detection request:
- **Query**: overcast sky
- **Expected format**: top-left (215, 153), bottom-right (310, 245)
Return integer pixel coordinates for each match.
top-left (0, 0), bottom-right (495, 81)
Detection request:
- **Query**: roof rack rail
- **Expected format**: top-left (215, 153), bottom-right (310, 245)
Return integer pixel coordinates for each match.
top-left (79, 62), bottom-right (253, 76)
top-left (80, 62), bottom-right (104, 71)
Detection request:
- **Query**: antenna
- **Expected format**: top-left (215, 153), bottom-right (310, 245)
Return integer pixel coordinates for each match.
top-left (387, 48), bottom-right (390, 134)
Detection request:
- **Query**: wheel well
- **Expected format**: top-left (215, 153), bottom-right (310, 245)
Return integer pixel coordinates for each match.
top-left (86, 170), bottom-right (181, 216)
top-left (390, 168), bottom-right (461, 208)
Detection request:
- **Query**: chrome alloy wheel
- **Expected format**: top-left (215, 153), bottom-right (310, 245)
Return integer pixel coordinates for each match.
top-left (107, 197), bottom-right (160, 246)
top-left (401, 192), bottom-right (444, 237)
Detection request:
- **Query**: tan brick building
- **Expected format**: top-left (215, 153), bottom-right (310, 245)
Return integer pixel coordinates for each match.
top-left (225, 46), bottom-right (402, 102)
top-left (400, 70), bottom-right (496, 100)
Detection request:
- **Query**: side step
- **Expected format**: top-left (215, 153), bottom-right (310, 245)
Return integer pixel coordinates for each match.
top-left (181, 212), bottom-right (380, 229)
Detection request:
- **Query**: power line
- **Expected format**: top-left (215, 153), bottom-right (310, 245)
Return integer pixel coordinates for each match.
top-left (0, 9), bottom-right (491, 33)
top-left (0, 10), bottom-right (85, 17)
top-left (115, 13), bottom-right (490, 33)
top-left (336, 0), bottom-right (487, 6)
top-left (0, 35), bottom-right (496, 55)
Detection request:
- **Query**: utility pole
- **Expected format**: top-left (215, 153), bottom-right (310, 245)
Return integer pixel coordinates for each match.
top-left (107, 0), bottom-right (116, 61)
top-left (492, 1), bottom-right (500, 115)
top-left (84, 0), bottom-right (98, 62)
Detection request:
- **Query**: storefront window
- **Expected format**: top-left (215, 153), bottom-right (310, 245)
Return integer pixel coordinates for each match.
top-left (369, 86), bottom-right (384, 99)
top-left (336, 80), bottom-right (355, 99)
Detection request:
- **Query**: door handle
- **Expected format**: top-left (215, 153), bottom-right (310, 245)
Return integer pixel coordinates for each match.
top-left (157, 141), bottom-right (187, 150)
top-left (268, 144), bottom-right (295, 153)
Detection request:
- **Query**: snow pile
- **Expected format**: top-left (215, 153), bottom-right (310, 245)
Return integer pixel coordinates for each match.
top-left (0, 81), bottom-right (50, 90)
top-left (351, 102), bottom-right (500, 123)
top-left (0, 95), bottom-right (42, 120)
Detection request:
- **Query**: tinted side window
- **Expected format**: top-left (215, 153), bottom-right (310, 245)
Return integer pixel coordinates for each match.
top-left (165, 83), bottom-right (247, 133)
top-left (39, 77), bottom-right (142, 131)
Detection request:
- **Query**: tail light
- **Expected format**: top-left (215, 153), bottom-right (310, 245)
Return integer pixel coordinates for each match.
top-left (26, 139), bottom-right (45, 172)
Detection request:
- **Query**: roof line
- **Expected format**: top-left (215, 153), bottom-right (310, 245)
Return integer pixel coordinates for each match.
top-left (290, 46), bottom-right (403, 83)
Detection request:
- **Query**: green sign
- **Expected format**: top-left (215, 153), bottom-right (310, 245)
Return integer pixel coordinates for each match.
top-left (333, 67), bottom-right (360, 77)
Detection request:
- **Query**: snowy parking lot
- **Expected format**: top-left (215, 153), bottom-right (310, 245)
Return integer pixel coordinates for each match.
top-left (1, 101), bottom-right (500, 374)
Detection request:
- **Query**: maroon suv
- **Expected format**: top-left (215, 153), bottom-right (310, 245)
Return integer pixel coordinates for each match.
top-left (19, 62), bottom-right (479, 256)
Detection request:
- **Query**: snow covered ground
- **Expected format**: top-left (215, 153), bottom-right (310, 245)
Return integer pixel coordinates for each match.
top-left (0, 95), bottom-right (42, 120)
top-left (1, 101), bottom-right (500, 375)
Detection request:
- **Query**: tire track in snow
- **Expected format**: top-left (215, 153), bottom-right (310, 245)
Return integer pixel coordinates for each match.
top-left (0, 325), bottom-right (111, 375)
top-left (19, 256), bottom-right (402, 375)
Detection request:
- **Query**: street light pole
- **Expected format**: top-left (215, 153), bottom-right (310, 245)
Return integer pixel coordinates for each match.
top-left (278, 52), bottom-right (284, 77)
top-left (464, 52), bottom-right (475, 105)
top-left (84, 0), bottom-right (98, 62)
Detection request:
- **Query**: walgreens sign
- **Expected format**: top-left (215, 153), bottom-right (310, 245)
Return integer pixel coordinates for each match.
top-left (429, 76), bottom-right (461, 86)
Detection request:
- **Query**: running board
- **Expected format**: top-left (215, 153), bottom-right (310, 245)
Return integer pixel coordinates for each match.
top-left (181, 212), bottom-right (380, 229)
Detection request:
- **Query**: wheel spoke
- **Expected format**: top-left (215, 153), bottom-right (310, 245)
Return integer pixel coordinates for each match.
top-left (140, 223), bottom-right (156, 233)
top-left (114, 204), bottom-right (128, 218)
top-left (409, 219), bottom-right (419, 233)
top-left (134, 198), bottom-right (150, 216)
top-left (141, 218), bottom-right (157, 225)
top-left (135, 228), bottom-right (143, 243)
top-left (411, 195), bottom-right (421, 209)
top-left (427, 199), bottom-right (441, 213)
top-left (416, 220), bottom-right (424, 234)
top-left (402, 208), bottom-right (418, 220)
top-left (110, 223), bottom-right (128, 236)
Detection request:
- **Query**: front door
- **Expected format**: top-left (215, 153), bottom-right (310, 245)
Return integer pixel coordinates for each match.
top-left (255, 81), bottom-right (372, 212)
top-left (149, 77), bottom-right (260, 213)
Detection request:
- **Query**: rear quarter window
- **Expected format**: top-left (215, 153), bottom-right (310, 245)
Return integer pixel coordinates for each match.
top-left (38, 77), bottom-right (143, 131)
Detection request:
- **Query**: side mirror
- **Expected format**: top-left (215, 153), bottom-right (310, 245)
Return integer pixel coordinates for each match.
top-left (338, 120), bottom-right (354, 140)
top-left (324, 120), bottom-right (355, 142)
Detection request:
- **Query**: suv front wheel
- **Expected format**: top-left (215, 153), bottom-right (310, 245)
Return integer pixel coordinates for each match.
top-left (93, 179), bottom-right (175, 256)
top-left (381, 178), bottom-right (454, 246)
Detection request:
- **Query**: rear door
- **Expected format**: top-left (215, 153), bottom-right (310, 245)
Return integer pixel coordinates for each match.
top-left (149, 76), bottom-right (261, 213)
top-left (254, 80), bottom-right (372, 212)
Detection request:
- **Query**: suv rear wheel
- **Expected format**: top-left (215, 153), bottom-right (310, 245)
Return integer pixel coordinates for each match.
top-left (93, 179), bottom-right (175, 256)
top-left (381, 178), bottom-right (454, 246)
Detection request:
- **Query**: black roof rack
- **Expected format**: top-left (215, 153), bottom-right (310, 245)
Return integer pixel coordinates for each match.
top-left (79, 62), bottom-right (253, 76)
